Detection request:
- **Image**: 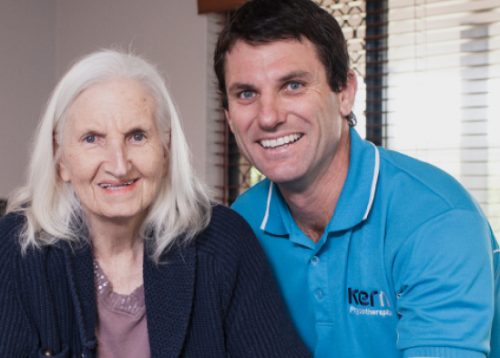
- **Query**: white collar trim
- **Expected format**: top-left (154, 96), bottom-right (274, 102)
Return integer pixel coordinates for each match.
top-left (363, 143), bottom-right (380, 221)
top-left (260, 182), bottom-right (274, 230)
top-left (259, 143), bottom-right (380, 230)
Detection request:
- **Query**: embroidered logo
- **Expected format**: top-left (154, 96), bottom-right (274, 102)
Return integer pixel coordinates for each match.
top-left (348, 287), bottom-right (393, 317)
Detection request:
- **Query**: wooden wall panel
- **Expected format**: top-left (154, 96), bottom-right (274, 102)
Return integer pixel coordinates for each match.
top-left (197, 0), bottom-right (246, 14)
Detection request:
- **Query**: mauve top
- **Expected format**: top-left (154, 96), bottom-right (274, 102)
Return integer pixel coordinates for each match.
top-left (94, 261), bottom-right (150, 358)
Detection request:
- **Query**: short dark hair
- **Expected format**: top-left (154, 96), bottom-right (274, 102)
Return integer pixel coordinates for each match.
top-left (214, 0), bottom-right (350, 109)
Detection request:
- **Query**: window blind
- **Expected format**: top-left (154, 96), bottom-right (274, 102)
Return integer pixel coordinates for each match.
top-left (384, 0), bottom-right (500, 238)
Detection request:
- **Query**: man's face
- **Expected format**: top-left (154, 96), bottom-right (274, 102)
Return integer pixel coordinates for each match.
top-left (224, 38), bottom-right (355, 190)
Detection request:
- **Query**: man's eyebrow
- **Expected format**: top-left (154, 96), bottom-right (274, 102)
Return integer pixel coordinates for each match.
top-left (227, 82), bottom-right (257, 93)
top-left (227, 71), bottom-right (312, 93)
top-left (279, 71), bottom-right (311, 83)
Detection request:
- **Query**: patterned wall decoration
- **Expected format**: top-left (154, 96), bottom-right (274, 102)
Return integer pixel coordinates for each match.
top-left (315, 0), bottom-right (366, 79)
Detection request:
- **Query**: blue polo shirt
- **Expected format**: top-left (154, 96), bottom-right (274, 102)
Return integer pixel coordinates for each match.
top-left (232, 128), bottom-right (500, 358)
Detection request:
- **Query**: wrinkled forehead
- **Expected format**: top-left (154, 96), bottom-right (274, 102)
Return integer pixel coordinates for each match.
top-left (69, 79), bottom-right (154, 116)
top-left (55, 78), bottom-right (167, 143)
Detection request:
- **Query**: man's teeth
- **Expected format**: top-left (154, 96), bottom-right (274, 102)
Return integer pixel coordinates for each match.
top-left (260, 134), bottom-right (301, 148)
top-left (99, 180), bottom-right (135, 189)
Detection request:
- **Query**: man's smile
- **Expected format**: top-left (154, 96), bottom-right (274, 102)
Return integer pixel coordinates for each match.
top-left (259, 133), bottom-right (303, 149)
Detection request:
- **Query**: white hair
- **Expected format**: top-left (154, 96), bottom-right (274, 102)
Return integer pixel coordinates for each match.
top-left (7, 49), bottom-right (212, 263)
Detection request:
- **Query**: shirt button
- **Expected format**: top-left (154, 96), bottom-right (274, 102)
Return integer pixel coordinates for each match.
top-left (314, 288), bottom-right (325, 300)
top-left (310, 256), bottom-right (320, 265)
top-left (42, 349), bottom-right (53, 357)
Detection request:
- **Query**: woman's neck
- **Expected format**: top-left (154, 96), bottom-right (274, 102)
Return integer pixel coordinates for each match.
top-left (88, 216), bottom-right (145, 295)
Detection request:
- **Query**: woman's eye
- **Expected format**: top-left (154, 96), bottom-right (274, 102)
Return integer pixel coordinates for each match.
top-left (83, 134), bottom-right (96, 143)
top-left (131, 132), bottom-right (146, 142)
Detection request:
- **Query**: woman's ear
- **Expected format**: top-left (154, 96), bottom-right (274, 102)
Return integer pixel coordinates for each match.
top-left (162, 130), bottom-right (170, 177)
top-left (58, 160), bottom-right (71, 182)
top-left (338, 70), bottom-right (358, 117)
top-left (54, 131), bottom-right (70, 182)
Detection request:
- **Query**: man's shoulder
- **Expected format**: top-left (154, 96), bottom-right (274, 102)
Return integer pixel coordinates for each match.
top-left (231, 179), bottom-right (271, 218)
top-left (377, 147), bottom-right (478, 211)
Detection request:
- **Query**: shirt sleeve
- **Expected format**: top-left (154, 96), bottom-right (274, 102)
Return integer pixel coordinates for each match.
top-left (0, 217), bottom-right (36, 357)
top-left (392, 209), bottom-right (496, 358)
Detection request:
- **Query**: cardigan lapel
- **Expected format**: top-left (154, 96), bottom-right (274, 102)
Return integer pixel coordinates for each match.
top-left (143, 240), bottom-right (196, 357)
top-left (62, 242), bottom-right (98, 354)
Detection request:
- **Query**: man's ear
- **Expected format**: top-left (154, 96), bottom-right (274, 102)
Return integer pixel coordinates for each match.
top-left (338, 70), bottom-right (358, 117)
top-left (225, 109), bottom-right (235, 133)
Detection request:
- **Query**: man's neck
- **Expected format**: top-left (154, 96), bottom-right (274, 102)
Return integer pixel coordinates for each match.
top-left (279, 126), bottom-right (351, 243)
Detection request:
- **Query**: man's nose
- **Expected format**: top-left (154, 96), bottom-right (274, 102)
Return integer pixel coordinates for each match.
top-left (257, 93), bottom-right (285, 129)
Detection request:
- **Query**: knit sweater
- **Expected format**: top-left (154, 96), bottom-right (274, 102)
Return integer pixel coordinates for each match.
top-left (0, 205), bottom-right (310, 357)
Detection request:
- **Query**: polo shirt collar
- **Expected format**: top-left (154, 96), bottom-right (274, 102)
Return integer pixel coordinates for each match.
top-left (259, 180), bottom-right (288, 235)
top-left (259, 127), bottom-right (380, 236)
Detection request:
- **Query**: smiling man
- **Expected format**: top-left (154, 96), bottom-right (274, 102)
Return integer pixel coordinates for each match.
top-left (213, 0), bottom-right (500, 357)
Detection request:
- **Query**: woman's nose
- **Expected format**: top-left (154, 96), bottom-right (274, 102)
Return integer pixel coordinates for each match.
top-left (105, 141), bottom-right (129, 177)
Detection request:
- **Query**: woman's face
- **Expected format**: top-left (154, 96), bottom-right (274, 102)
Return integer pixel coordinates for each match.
top-left (58, 78), bottom-right (167, 229)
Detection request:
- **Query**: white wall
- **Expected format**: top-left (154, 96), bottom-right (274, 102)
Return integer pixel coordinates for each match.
top-left (0, 0), bottom-right (213, 198)
top-left (0, 0), bottom-right (56, 198)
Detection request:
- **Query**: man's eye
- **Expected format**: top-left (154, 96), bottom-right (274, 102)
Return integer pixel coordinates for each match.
top-left (83, 134), bottom-right (96, 143)
top-left (286, 81), bottom-right (303, 91)
top-left (238, 90), bottom-right (255, 100)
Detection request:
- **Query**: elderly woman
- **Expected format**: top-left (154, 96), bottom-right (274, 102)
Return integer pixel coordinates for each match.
top-left (0, 50), bottom-right (309, 358)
